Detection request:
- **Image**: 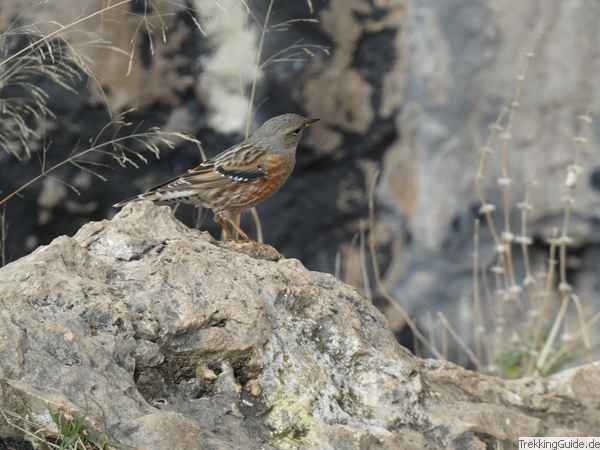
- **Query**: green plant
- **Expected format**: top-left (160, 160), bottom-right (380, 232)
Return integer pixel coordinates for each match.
top-left (0, 407), bottom-right (112, 450)
top-left (48, 411), bottom-right (108, 450)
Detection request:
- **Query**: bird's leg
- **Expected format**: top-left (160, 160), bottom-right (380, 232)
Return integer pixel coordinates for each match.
top-left (226, 217), bottom-right (250, 241)
top-left (214, 213), bottom-right (232, 241)
top-left (219, 210), bottom-right (249, 241)
top-left (231, 211), bottom-right (242, 240)
top-left (215, 211), bottom-right (249, 241)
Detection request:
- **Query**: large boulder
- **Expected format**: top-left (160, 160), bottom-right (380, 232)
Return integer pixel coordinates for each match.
top-left (0, 202), bottom-right (598, 449)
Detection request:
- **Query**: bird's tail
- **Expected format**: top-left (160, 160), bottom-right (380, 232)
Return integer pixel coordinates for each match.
top-left (113, 191), bottom-right (164, 208)
top-left (114, 187), bottom-right (200, 208)
top-left (114, 171), bottom-right (204, 208)
top-left (113, 190), bottom-right (181, 208)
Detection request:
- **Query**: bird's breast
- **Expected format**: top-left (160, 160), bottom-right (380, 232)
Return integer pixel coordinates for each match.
top-left (251, 153), bottom-right (293, 199)
top-left (215, 153), bottom-right (295, 211)
top-left (262, 153), bottom-right (295, 183)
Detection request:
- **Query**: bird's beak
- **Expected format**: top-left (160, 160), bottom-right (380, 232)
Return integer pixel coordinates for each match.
top-left (303, 118), bottom-right (320, 128)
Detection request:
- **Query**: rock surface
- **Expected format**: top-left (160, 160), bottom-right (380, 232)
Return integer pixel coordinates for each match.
top-left (0, 202), bottom-right (599, 450)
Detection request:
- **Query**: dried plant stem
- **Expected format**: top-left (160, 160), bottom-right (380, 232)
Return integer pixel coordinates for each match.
top-left (260, 42), bottom-right (329, 70)
top-left (570, 293), bottom-right (591, 358)
top-left (237, 2), bottom-right (324, 242)
top-left (534, 110), bottom-right (595, 374)
top-left (474, 114), bottom-right (504, 249)
top-left (438, 312), bottom-right (482, 370)
top-left (425, 312), bottom-right (437, 358)
top-left (0, 205), bottom-right (6, 267)
top-left (0, 408), bottom-right (60, 450)
top-left (239, 0), bottom-right (276, 242)
top-left (525, 230), bottom-right (559, 375)
top-left (366, 171), bottom-right (442, 359)
top-left (305, 0), bottom-right (314, 14)
top-left (249, 207), bottom-right (264, 243)
top-left (559, 304), bottom-right (598, 360)
top-left (517, 185), bottom-right (535, 294)
top-left (535, 292), bottom-right (569, 374)
top-left (245, 0), bottom-right (274, 139)
top-left (334, 250), bottom-right (342, 280)
top-left (359, 221), bottom-right (372, 300)
top-left (517, 185), bottom-right (541, 354)
top-left (498, 53), bottom-right (533, 294)
top-left (475, 50), bottom-right (535, 337)
top-left (469, 40), bottom-right (588, 377)
top-left (0, 129), bottom-right (190, 207)
top-left (0, 0), bottom-right (133, 70)
top-left (472, 219), bottom-right (484, 366)
top-left (439, 316), bottom-right (449, 361)
top-left (542, 231), bottom-right (559, 315)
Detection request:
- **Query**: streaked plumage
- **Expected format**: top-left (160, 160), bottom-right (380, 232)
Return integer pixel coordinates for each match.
top-left (114, 114), bottom-right (318, 240)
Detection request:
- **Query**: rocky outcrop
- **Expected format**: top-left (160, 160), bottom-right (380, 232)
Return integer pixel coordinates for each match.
top-left (0, 202), bottom-right (598, 450)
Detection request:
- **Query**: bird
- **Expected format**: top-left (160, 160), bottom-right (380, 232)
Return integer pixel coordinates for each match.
top-left (114, 113), bottom-right (319, 240)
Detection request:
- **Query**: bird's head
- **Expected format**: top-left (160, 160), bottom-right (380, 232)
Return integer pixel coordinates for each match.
top-left (251, 113), bottom-right (319, 153)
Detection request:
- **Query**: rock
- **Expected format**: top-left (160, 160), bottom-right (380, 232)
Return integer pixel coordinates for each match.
top-left (0, 202), bottom-right (598, 449)
top-left (0, 437), bottom-right (34, 450)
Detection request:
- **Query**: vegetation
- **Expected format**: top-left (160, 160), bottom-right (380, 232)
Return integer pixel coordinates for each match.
top-left (0, 407), bottom-right (111, 450)
top-left (347, 33), bottom-right (597, 378)
top-left (47, 411), bottom-right (109, 450)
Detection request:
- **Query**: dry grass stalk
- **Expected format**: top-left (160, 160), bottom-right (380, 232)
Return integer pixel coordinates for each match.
top-left (0, 29), bottom-right (85, 159)
top-left (472, 31), bottom-right (597, 376)
top-left (0, 0), bottom-right (133, 71)
top-left (241, 0), bottom-right (276, 242)
top-left (472, 219), bottom-right (484, 365)
top-left (1, 205), bottom-right (6, 267)
top-left (438, 312), bottom-right (482, 370)
top-left (365, 171), bottom-right (443, 359)
top-left (244, 0), bottom-right (275, 140)
top-left (0, 113), bottom-right (202, 207)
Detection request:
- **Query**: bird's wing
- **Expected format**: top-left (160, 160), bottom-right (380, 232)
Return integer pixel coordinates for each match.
top-left (113, 142), bottom-right (269, 207)
top-left (148, 143), bottom-right (268, 191)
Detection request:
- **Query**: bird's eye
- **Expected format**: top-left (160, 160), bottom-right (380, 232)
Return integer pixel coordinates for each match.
top-left (291, 128), bottom-right (302, 136)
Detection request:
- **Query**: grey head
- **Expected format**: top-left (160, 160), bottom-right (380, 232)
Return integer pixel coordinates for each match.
top-left (249, 113), bottom-right (319, 154)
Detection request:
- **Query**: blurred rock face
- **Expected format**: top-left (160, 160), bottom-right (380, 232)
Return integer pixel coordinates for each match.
top-left (383, 0), bottom-right (600, 352)
top-left (1, 0), bottom-right (600, 355)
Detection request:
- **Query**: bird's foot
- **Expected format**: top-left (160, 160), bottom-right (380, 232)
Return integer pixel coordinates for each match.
top-left (222, 240), bottom-right (282, 261)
